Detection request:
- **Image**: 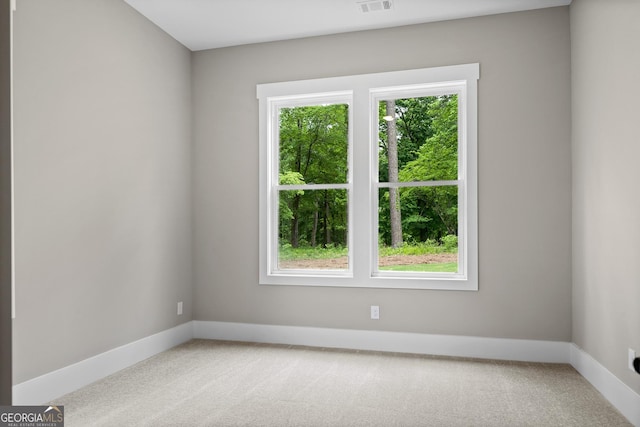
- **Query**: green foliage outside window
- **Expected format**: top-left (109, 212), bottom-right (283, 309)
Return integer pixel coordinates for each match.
top-left (278, 105), bottom-right (349, 252)
top-left (378, 95), bottom-right (458, 246)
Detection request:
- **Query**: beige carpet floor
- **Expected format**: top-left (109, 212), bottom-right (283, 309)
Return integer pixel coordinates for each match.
top-left (52, 339), bottom-right (632, 426)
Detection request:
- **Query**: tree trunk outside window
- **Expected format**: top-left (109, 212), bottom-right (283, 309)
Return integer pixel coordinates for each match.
top-left (386, 100), bottom-right (403, 248)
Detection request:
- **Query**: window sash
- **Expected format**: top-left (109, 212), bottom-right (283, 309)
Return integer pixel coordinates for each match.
top-left (273, 186), bottom-right (351, 275)
top-left (269, 95), bottom-right (353, 277)
top-left (370, 88), bottom-right (465, 281)
top-left (372, 183), bottom-right (463, 279)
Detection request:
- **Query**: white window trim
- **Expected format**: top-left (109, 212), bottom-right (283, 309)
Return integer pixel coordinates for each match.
top-left (258, 63), bottom-right (479, 290)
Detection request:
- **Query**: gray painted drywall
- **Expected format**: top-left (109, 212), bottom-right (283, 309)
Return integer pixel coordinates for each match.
top-left (12, 0), bottom-right (192, 384)
top-left (571, 0), bottom-right (640, 394)
top-left (0, 0), bottom-right (12, 405)
top-left (192, 7), bottom-right (572, 341)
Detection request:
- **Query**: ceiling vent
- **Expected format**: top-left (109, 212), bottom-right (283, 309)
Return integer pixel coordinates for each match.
top-left (357, 0), bottom-right (393, 13)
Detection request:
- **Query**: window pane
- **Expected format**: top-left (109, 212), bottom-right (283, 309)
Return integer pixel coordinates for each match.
top-left (378, 186), bottom-right (458, 272)
top-left (378, 95), bottom-right (458, 182)
top-left (279, 104), bottom-right (349, 185)
top-left (278, 189), bottom-right (348, 270)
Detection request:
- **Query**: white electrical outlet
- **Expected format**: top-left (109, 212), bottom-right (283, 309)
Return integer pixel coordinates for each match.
top-left (177, 301), bottom-right (183, 316)
top-left (629, 348), bottom-right (636, 371)
top-left (370, 305), bottom-right (380, 320)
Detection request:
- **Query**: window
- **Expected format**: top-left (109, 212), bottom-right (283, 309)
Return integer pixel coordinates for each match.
top-left (271, 94), bottom-right (352, 275)
top-left (258, 64), bottom-right (478, 290)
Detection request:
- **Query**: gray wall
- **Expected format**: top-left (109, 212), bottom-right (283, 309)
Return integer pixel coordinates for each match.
top-left (13, 0), bottom-right (192, 384)
top-left (192, 7), bottom-right (573, 341)
top-left (571, 0), bottom-right (640, 394)
top-left (1, 0), bottom-right (12, 405)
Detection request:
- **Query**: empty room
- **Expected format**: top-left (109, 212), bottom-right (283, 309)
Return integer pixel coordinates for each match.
top-left (1, 0), bottom-right (639, 425)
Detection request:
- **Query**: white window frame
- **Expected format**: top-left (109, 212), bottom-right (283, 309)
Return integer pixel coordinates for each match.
top-left (267, 92), bottom-right (354, 278)
top-left (258, 63), bottom-right (479, 290)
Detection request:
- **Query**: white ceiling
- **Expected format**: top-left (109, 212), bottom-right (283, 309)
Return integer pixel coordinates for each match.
top-left (124, 0), bottom-right (571, 51)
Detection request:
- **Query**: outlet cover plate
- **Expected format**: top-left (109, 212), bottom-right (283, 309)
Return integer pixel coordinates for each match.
top-left (370, 305), bottom-right (380, 320)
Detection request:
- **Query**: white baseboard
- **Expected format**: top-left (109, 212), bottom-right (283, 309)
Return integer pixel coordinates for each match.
top-left (12, 322), bottom-right (193, 405)
top-left (570, 344), bottom-right (640, 426)
top-left (193, 320), bottom-right (571, 363)
top-left (12, 319), bottom-right (639, 427)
